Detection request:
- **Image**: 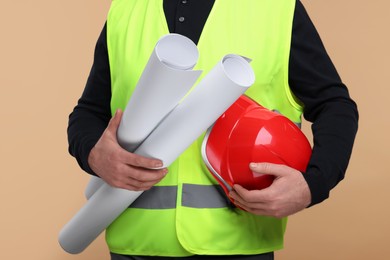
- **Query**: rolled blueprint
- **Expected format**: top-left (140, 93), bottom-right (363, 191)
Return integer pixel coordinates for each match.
top-left (84, 34), bottom-right (201, 200)
top-left (59, 56), bottom-right (255, 254)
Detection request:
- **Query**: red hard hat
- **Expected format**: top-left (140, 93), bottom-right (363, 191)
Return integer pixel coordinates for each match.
top-left (202, 95), bottom-right (312, 198)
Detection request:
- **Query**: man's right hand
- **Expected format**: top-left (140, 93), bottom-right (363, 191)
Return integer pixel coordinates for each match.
top-left (88, 109), bottom-right (168, 191)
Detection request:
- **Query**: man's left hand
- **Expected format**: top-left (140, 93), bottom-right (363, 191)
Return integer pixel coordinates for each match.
top-left (229, 162), bottom-right (311, 218)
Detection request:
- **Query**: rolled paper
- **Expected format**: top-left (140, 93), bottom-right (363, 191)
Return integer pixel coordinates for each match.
top-left (84, 34), bottom-right (201, 200)
top-left (60, 34), bottom-right (201, 253)
top-left (59, 54), bottom-right (255, 254)
top-left (84, 176), bottom-right (103, 200)
top-left (117, 33), bottom-right (202, 152)
top-left (60, 186), bottom-right (142, 254)
top-left (135, 54), bottom-right (255, 166)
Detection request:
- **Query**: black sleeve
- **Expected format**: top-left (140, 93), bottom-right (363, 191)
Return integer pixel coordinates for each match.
top-left (290, 1), bottom-right (359, 206)
top-left (67, 23), bottom-right (112, 175)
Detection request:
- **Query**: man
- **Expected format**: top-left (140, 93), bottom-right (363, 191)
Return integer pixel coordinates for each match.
top-left (67, 0), bottom-right (358, 259)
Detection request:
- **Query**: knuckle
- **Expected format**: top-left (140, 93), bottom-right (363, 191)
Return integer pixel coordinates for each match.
top-left (268, 205), bottom-right (281, 217)
top-left (132, 156), bottom-right (142, 166)
top-left (131, 155), bottom-right (149, 167)
top-left (263, 162), bottom-right (272, 173)
top-left (130, 169), bottom-right (143, 180)
top-left (269, 202), bottom-right (278, 211)
top-left (112, 164), bottom-right (124, 175)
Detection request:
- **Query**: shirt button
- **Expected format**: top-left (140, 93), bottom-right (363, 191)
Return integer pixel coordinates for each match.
top-left (178, 16), bottom-right (185, 22)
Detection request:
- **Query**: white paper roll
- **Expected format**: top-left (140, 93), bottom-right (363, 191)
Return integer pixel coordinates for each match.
top-left (84, 176), bottom-right (103, 199)
top-left (60, 34), bottom-right (201, 253)
top-left (84, 34), bottom-right (201, 200)
top-left (135, 54), bottom-right (255, 166)
top-left (60, 186), bottom-right (142, 254)
top-left (59, 40), bottom-right (255, 255)
top-left (117, 33), bottom-right (202, 152)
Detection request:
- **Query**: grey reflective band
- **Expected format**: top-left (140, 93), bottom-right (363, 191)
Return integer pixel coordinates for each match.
top-left (182, 184), bottom-right (231, 208)
top-left (130, 186), bottom-right (177, 209)
top-left (129, 184), bottom-right (230, 209)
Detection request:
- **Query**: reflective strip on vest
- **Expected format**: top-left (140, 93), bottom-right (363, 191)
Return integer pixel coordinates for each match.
top-left (130, 186), bottom-right (177, 209)
top-left (130, 184), bottom-right (232, 209)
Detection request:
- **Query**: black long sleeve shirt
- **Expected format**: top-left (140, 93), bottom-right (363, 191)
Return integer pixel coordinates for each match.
top-left (67, 0), bottom-right (358, 206)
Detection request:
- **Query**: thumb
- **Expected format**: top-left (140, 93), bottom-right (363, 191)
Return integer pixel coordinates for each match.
top-left (249, 162), bottom-right (290, 178)
top-left (107, 109), bottom-right (123, 134)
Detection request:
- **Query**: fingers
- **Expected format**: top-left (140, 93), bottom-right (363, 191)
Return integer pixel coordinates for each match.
top-left (229, 163), bottom-right (310, 218)
top-left (230, 184), bottom-right (272, 208)
top-left (106, 166), bottom-right (168, 191)
top-left (231, 184), bottom-right (271, 203)
top-left (124, 175), bottom-right (166, 191)
top-left (89, 109), bottom-right (169, 191)
top-left (249, 162), bottom-right (292, 177)
top-left (111, 177), bottom-right (163, 191)
top-left (229, 185), bottom-right (283, 217)
top-left (229, 185), bottom-right (271, 216)
top-left (123, 165), bottom-right (168, 183)
top-left (228, 162), bottom-right (288, 204)
top-left (119, 150), bottom-right (164, 169)
top-left (108, 150), bottom-right (167, 190)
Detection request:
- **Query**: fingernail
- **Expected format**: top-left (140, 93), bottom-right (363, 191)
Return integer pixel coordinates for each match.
top-left (249, 162), bottom-right (257, 167)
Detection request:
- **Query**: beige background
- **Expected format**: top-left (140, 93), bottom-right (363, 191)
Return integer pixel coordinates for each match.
top-left (0, 0), bottom-right (388, 259)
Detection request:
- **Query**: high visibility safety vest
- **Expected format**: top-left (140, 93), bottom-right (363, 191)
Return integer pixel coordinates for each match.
top-left (106, 0), bottom-right (302, 256)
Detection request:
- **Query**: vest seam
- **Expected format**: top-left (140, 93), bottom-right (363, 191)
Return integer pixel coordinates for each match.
top-left (283, 0), bottom-right (304, 118)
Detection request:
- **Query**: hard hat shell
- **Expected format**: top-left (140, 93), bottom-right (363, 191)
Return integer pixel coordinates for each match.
top-left (201, 95), bottom-right (312, 198)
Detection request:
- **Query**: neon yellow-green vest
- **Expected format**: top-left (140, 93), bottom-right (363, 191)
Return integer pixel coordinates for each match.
top-left (106, 0), bottom-right (302, 256)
